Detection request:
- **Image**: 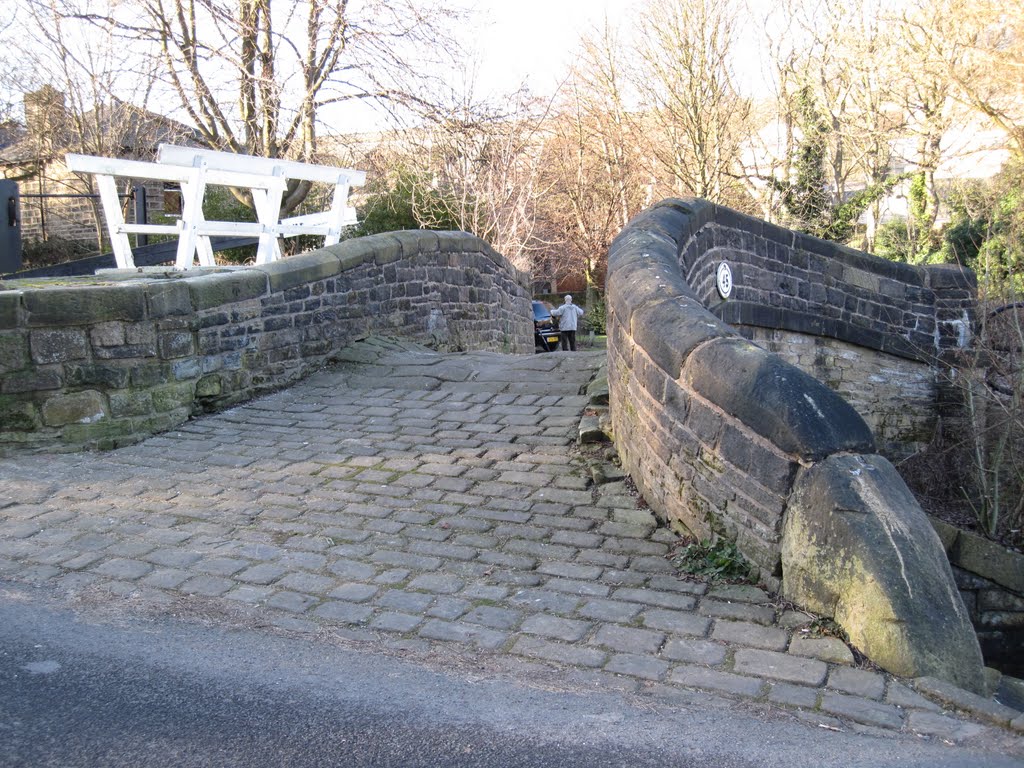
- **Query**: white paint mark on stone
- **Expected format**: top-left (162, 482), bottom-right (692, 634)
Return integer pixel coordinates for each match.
top-left (802, 393), bottom-right (826, 421)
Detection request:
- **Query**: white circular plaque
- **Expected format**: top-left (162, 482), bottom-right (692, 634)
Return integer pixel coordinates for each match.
top-left (716, 261), bottom-right (733, 299)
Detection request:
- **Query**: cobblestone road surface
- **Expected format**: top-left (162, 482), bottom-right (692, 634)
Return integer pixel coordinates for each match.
top-left (1, 337), bottom-right (1021, 757)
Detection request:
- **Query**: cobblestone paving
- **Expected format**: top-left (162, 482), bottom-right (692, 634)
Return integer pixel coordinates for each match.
top-left (1, 338), bottom-right (1021, 752)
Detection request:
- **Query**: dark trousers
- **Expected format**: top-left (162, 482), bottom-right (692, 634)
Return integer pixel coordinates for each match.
top-left (560, 330), bottom-right (577, 351)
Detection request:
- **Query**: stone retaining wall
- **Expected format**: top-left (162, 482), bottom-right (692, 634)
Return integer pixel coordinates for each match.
top-left (0, 231), bottom-right (532, 454)
top-left (606, 198), bottom-right (985, 691)
top-left (930, 517), bottom-right (1024, 675)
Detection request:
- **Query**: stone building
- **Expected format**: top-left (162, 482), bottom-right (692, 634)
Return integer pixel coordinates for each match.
top-left (0, 86), bottom-right (199, 249)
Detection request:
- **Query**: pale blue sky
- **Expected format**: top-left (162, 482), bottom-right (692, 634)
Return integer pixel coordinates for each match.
top-left (467, 0), bottom-right (640, 97)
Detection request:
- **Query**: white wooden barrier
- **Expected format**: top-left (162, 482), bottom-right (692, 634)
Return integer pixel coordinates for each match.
top-left (66, 144), bottom-right (365, 270)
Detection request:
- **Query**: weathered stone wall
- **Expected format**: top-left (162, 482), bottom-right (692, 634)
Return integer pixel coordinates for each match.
top-left (685, 208), bottom-right (976, 358)
top-left (683, 207), bottom-right (975, 459)
top-left (0, 230), bottom-right (531, 454)
top-left (606, 198), bottom-right (985, 691)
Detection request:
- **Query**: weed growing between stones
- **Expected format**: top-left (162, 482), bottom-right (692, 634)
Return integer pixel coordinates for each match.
top-left (669, 537), bottom-right (752, 582)
top-left (803, 616), bottom-right (848, 641)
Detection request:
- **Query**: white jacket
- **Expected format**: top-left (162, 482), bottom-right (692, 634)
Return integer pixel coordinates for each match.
top-left (551, 301), bottom-right (584, 331)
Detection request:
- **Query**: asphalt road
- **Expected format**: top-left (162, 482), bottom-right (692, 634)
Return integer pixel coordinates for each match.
top-left (0, 584), bottom-right (1020, 768)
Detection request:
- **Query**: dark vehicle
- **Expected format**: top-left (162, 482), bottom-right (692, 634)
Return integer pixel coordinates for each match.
top-left (533, 300), bottom-right (561, 352)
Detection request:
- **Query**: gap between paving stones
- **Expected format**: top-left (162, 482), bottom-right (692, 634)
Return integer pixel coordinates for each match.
top-left (0, 340), bottom-right (1021, 755)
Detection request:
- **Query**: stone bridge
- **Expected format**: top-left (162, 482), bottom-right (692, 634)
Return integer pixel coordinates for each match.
top-left (605, 199), bottom-right (985, 692)
top-left (1, 207), bottom-right (1022, 744)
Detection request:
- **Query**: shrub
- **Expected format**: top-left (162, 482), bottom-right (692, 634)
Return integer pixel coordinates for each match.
top-left (20, 236), bottom-right (97, 270)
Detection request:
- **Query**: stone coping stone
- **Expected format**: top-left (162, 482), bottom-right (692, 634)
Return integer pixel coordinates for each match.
top-left (0, 290), bottom-right (19, 328)
top-left (928, 517), bottom-right (1024, 595)
top-left (186, 269), bottom-right (268, 310)
top-left (913, 676), bottom-right (1022, 728)
top-left (683, 337), bottom-right (875, 461)
top-left (253, 250), bottom-right (343, 292)
top-left (630, 297), bottom-right (731, 380)
top-left (21, 282), bottom-right (149, 326)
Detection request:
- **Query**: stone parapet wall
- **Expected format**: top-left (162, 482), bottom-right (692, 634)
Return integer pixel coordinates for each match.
top-left (666, 204), bottom-right (975, 461)
top-left (681, 206), bottom-right (976, 362)
top-left (0, 230), bottom-right (531, 454)
top-left (606, 198), bottom-right (985, 690)
top-left (605, 199), bottom-right (877, 587)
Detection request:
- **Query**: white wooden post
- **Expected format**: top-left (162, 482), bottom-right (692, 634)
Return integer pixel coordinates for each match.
top-left (250, 169), bottom-right (286, 264)
top-left (325, 178), bottom-right (353, 246)
top-left (175, 159), bottom-right (207, 269)
top-left (94, 175), bottom-right (134, 269)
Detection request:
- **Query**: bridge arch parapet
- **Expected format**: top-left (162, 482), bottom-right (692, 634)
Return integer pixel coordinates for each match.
top-left (606, 198), bottom-right (986, 692)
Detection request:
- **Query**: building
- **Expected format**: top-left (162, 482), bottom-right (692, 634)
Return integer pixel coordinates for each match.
top-left (0, 86), bottom-right (199, 248)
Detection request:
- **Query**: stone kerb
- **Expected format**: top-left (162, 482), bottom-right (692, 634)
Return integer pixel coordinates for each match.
top-left (0, 231), bottom-right (532, 454)
top-left (606, 198), bottom-right (986, 693)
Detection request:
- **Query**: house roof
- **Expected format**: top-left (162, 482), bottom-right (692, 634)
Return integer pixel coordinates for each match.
top-left (0, 94), bottom-right (200, 166)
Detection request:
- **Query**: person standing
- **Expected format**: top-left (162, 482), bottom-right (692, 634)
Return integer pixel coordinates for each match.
top-left (550, 294), bottom-right (585, 351)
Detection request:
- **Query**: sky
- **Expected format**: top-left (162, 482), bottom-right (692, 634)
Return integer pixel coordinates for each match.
top-left (463, 0), bottom-right (773, 105)
top-left (465, 0), bottom-right (641, 98)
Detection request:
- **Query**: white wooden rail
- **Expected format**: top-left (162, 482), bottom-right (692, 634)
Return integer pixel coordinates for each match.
top-left (66, 144), bottom-right (365, 270)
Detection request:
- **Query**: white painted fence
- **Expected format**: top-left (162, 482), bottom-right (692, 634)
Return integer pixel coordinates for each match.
top-left (66, 144), bottom-right (365, 270)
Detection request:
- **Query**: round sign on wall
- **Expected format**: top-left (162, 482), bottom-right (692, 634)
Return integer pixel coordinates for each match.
top-left (716, 261), bottom-right (733, 299)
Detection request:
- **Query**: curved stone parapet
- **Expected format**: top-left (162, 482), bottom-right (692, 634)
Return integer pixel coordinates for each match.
top-left (0, 231), bottom-right (532, 454)
top-left (606, 198), bottom-right (985, 692)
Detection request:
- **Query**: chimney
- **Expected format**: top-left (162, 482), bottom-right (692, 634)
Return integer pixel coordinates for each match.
top-left (24, 86), bottom-right (67, 142)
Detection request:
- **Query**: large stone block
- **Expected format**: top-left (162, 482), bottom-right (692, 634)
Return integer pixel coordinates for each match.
top-left (146, 280), bottom-right (192, 318)
top-left (187, 270), bottom-right (268, 311)
top-left (953, 530), bottom-right (1024, 594)
top-left (684, 338), bottom-right (875, 460)
top-left (2, 367), bottom-right (62, 393)
top-left (0, 330), bottom-right (29, 373)
top-left (782, 453), bottom-right (985, 693)
top-left (392, 229), bottom-right (440, 257)
top-left (0, 396), bottom-right (39, 431)
top-left (151, 382), bottom-right (195, 412)
top-left (158, 330), bottom-right (195, 359)
top-left (66, 363), bottom-right (132, 389)
top-left (630, 297), bottom-right (730, 379)
top-left (41, 390), bottom-right (107, 427)
top-left (24, 284), bottom-right (147, 326)
top-left (0, 290), bottom-right (20, 329)
top-left (254, 251), bottom-right (342, 292)
top-left (30, 328), bottom-right (89, 364)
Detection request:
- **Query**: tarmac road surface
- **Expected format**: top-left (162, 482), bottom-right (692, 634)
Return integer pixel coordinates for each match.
top-left (1, 583), bottom-right (1020, 768)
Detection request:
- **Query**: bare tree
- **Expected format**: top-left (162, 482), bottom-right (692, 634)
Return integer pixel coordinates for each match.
top-left (3, 1), bottom-right (181, 250)
top-left (537, 20), bottom-right (648, 294)
top-left (409, 84), bottom-right (552, 272)
top-left (53, 0), bottom-right (464, 215)
top-left (902, 0), bottom-right (1024, 161)
top-left (629, 0), bottom-right (752, 209)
